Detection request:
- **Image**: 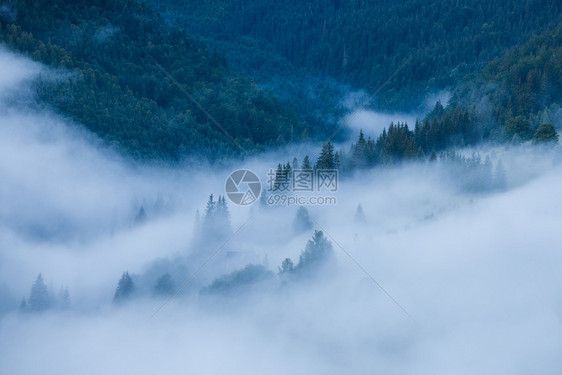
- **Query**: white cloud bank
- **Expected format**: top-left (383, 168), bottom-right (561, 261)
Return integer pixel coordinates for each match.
top-left (0, 48), bottom-right (561, 375)
top-left (343, 90), bottom-right (452, 137)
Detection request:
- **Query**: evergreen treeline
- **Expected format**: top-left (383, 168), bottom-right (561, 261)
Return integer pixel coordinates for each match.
top-left (347, 102), bottom-right (480, 168)
top-left (2, 0), bottom-right (559, 162)
top-left (19, 274), bottom-right (71, 313)
top-left (278, 230), bottom-right (334, 280)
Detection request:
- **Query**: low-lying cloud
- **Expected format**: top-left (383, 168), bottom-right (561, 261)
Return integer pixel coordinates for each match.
top-left (343, 90), bottom-right (452, 137)
top-left (0, 48), bottom-right (561, 375)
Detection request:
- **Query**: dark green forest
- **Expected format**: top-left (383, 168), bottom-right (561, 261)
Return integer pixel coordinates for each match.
top-left (0, 0), bottom-right (327, 161)
top-left (154, 0), bottom-right (562, 110)
top-left (0, 0), bottom-right (560, 163)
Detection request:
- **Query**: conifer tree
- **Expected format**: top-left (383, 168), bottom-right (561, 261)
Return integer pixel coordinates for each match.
top-left (292, 157), bottom-right (299, 170)
top-left (278, 258), bottom-right (294, 275)
top-left (302, 155), bottom-right (313, 170)
top-left (29, 273), bottom-right (51, 312)
top-left (296, 230), bottom-right (334, 273)
top-left (316, 142), bottom-right (335, 169)
top-left (113, 272), bottom-right (135, 304)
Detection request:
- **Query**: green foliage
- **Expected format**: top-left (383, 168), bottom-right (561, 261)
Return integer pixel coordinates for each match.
top-left (202, 264), bottom-right (273, 295)
top-left (350, 129), bottom-right (376, 168)
top-left (344, 102), bottom-right (479, 169)
top-left (377, 122), bottom-right (417, 163)
top-left (295, 230), bottom-right (333, 274)
top-left (202, 194), bottom-right (230, 238)
top-left (505, 116), bottom-right (532, 142)
top-left (415, 104), bottom-right (479, 151)
top-left (0, 0), bottom-right (313, 161)
top-left (278, 258), bottom-right (294, 275)
top-left (157, 0), bottom-right (562, 110)
top-left (301, 155), bottom-right (312, 170)
top-left (315, 142), bottom-right (336, 169)
top-left (484, 24), bottom-right (562, 122)
top-left (277, 230), bottom-right (334, 280)
top-left (532, 123), bottom-right (559, 144)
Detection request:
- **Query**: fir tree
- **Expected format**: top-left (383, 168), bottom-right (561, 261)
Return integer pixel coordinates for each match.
top-left (292, 157), bottom-right (299, 170)
top-left (201, 194), bottom-right (231, 240)
top-left (113, 272), bottom-right (135, 304)
top-left (302, 155), bottom-right (313, 170)
top-left (28, 273), bottom-right (51, 312)
top-left (429, 150), bottom-right (437, 162)
top-left (205, 194), bottom-right (216, 217)
top-left (315, 142), bottom-right (335, 169)
top-left (215, 195), bottom-right (231, 236)
top-left (284, 162), bottom-right (292, 183)
top-left (278, 258), bottom-right (294, 275)
top-left (295, 230), bottom-right (334, 274)
top-left (334, 151), bottom-right (341, 169)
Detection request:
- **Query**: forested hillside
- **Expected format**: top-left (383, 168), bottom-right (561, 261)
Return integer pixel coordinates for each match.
top-left (155, 0), bottom-right (562, 110)
top-left (483, 24), bottom-right (562, 125)
top-left (0, 0), bottom-right (327, 161)
top-left (0, 0), bottom-right (560, 162)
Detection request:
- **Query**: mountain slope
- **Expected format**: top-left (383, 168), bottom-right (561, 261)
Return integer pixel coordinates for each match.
top-left (0, 0), bottom-right (325, 161)
top-left (156, 0), bottom-right (562, 110)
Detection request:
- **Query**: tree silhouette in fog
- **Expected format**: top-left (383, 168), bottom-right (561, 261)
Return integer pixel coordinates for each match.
top-left (113, 272), bottom-right (135, 304)
top-left (28, 273), bottom-right (51, 312)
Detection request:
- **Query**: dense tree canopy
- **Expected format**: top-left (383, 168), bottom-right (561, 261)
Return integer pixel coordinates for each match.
top-left (0, 0), bottom-right (325, 162)
top-left (533, 123), bottom-right (559, 144)
top-left (157, 0), bottom-right (562, 110)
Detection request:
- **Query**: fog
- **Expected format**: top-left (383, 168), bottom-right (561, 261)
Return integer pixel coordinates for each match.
top-left (343, 90), bottom-right (452, 136)
top-left (1, 48), bottom-right (562, 374)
